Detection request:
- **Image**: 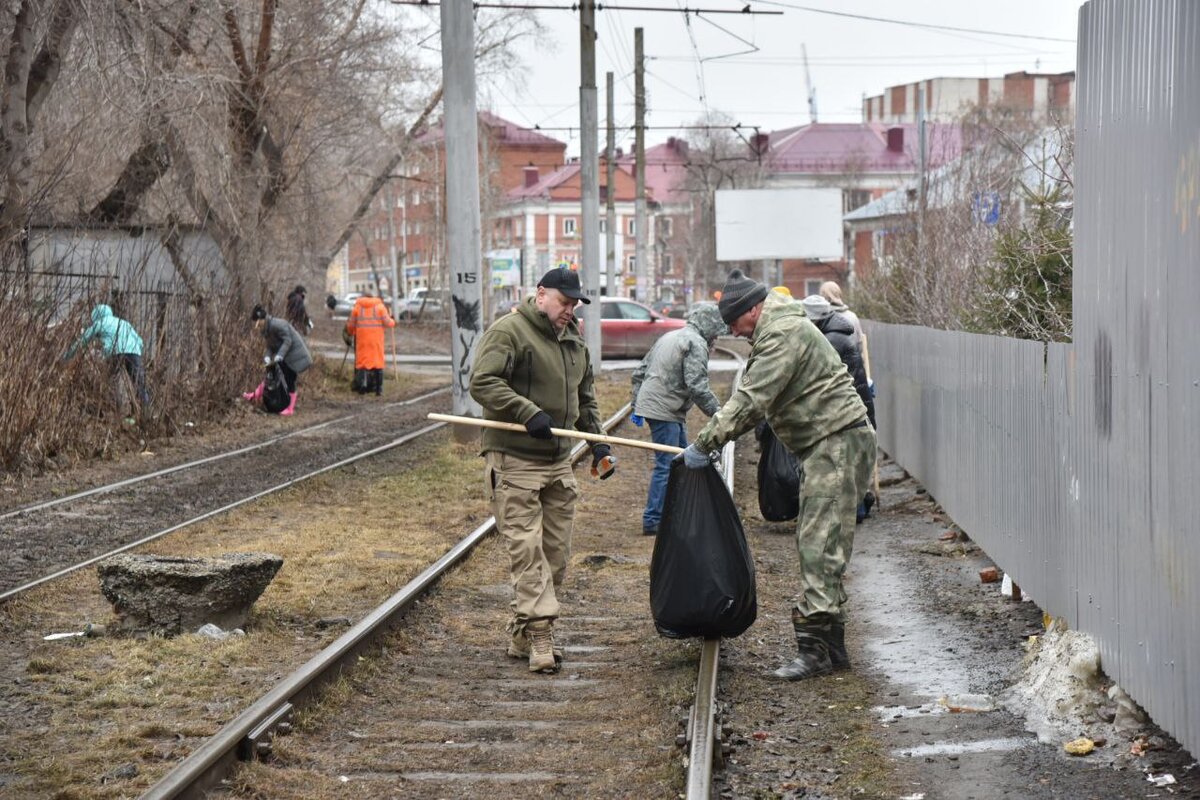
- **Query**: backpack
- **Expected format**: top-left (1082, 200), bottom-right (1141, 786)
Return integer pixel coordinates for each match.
top-left (262, 364), bottom-right (290, 414)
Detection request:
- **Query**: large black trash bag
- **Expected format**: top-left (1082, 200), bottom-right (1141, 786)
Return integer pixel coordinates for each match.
top-left (757, 423), bottom-right (802, 522)
top-left (650, 461), bottom-right (757, 639)
top-left (262, 364), bottom-right (290, 414)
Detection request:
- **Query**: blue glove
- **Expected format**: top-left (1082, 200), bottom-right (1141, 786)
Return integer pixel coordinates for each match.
top-left (630, 413), bottom-right (644, 427)
top-left (674, 443), bottom-right (713, 470)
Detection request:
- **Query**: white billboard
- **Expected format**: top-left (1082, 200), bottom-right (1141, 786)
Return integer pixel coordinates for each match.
top-left (715, 188), bottom-right (844, 261)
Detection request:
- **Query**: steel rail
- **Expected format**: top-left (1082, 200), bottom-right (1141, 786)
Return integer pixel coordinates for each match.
top-left (0, 387), bottom-right (451, 523)
top-left (141, 405), bottom-right (632, 800)
top-left (1, 419), bottom-right (448, 604)
top-left (686, 349), bottom-right (745, 799)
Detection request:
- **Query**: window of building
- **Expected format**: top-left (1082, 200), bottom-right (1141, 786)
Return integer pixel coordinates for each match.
top-left (396, 194), bottom-right (404, 208)
top-left (627, 218), bottom-right (636, 236)
top-left (411, 190), bottom-right (420, 206)
top-left (805, 279), bottom-right (823, 297)
top-left (660, 217), bottom-right (673, 237)
top-left (563, 217), bottom-right (577, 237)
top-left (627, 254), bottom-right (636, 272)
top-left (661, 253), bottom-right (673, 273)
top-left (598, 218), bottom-right (607, 234)
top-left (844, 189), bottom-right (872, 213)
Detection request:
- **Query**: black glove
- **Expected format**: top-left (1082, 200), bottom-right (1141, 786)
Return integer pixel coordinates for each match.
top-left (524, 411), bottom-right (554, 440)
top-left (591, 444), bottom-right (617, 480)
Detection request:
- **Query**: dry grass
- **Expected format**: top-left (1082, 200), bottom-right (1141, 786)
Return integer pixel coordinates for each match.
top-left (0, 371), bottom-right (631, 798)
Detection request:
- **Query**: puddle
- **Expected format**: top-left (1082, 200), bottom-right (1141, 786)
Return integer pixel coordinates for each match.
top-left (857, 551), bottom-right (983, 699)
top-left (893, 737), bottom-right (1030, 758)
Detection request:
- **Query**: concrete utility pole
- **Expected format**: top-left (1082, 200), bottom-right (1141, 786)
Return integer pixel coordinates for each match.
top-left (634, 27), bottom-right (648, 303)
top-left (579, 2), bottom-right (601, 365)
top-left (440, 0), bottom-right (483, 426)
top-left (606, 71), bottom-right (616, 300)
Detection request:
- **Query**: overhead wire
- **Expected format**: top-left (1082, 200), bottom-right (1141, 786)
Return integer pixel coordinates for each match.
top-left (745, 1), bottom-right (1075, 44)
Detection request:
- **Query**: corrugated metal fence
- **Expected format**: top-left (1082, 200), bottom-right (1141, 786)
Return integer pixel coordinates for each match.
top-left (867, 0), bottom-right (1199, 759)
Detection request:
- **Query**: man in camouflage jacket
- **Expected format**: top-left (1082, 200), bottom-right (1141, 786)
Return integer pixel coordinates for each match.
top-left (630, 302), bottom-right (727, 535)
top-left (679, 269), bottom-right (876, 681)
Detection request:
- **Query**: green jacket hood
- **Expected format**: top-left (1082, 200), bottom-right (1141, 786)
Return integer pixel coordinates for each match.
top-left (686, 302), bottom-right (727, 343)
top-left (92, 304), bottom-right (113, 323)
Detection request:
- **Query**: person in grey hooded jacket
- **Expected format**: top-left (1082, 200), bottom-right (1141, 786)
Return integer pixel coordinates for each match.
top-left (630, 302), bottom-right (727, 534)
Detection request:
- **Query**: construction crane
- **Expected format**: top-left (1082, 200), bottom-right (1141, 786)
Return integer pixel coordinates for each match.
top-left (802, 43), bottom-right (817, 123)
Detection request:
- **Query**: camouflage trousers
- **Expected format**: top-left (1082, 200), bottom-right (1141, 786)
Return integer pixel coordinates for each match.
top-left (794, 425), bottom-right (877, 623)
top-left (484, 451), bottom-right (579, 632)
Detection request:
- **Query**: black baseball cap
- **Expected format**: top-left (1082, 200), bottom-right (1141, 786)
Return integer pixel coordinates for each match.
top-left (537, 267), bottom-right (590, 304)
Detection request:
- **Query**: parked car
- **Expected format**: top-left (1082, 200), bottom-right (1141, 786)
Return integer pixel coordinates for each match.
top-left (598, 297), bottom-right (686, 359)
top-left (331, 293), bottom-right (361, 318)
top-left (332, 293), bottom-right (394, 319)
top-left (400, 288), bottom-right (448, 320)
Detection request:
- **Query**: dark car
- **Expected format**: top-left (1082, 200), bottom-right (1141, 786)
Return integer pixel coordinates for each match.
top-left (598, 297), bottom-right (686, 359)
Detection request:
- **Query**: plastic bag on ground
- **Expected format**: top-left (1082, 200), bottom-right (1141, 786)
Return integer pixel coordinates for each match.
top-left (757, 423), bottom-right (802, 522)
top-left (262, 364), bottom-right (290, 414)
top-left (650, 461), bottom-right (757, 638)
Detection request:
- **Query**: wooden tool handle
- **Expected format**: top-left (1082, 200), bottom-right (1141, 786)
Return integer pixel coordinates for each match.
top-left (427, 413), bottom-right (685, 455)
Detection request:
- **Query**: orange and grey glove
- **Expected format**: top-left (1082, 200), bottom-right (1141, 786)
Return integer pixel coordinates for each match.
top-left (590, 443), bottom-right (617, 480)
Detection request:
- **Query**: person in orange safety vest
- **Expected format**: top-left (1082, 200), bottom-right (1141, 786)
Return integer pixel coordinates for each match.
top-left (345, 291), bottom-right (396, 396)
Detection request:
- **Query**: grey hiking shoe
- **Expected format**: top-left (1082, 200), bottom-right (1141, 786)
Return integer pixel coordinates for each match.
top-left (526, 620), bottom-right (560, 673)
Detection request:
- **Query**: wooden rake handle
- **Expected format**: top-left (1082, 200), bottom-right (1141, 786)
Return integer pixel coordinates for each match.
top-left (427, 413), bottom-right (685, 455)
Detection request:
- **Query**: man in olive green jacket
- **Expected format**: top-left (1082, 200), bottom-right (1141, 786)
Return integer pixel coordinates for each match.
top-left (470, 267), bottom-right (616, 674)
top-left (678, 269), bottom-right (876, 682)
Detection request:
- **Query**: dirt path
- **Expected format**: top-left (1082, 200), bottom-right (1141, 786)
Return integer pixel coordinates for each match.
top-left (714, 445), bottom-right (1200, 799)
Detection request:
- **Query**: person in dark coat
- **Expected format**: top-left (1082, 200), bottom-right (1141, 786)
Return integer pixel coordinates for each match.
top-left (803, 294), bottom-right (877, 522)
top-left (242, 304), bottom-right (312, 416)
top-left (801, 295), bottom-right (874, 428)
top-left (285, 285), bottom-right (312, 336)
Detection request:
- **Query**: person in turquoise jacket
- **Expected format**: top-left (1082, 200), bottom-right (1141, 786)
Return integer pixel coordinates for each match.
top-left (64, 304), bottom-right (150, 411)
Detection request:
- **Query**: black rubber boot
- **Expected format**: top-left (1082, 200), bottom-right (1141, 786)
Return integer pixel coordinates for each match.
top-left (772, 617), bottom-right (834, 681)
top-left (828, 621), bottom-right (850, 671)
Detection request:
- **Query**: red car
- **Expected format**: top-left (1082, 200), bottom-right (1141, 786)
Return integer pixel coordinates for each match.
top-left (597, 297), bottom-right (686, 359)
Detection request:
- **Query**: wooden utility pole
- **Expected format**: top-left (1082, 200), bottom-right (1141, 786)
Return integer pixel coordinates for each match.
top-left (606, 70), bottom-right (617, 299)
top-left (440, 0), bottom-right (483, 428)
top-left (579, 2), bottom-right (601, 364)
top-left (634, 27), bottom-right (648, 304)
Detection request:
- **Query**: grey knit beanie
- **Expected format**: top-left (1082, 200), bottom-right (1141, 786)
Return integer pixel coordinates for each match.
top-left (717, 269), bottom-right (769, 324)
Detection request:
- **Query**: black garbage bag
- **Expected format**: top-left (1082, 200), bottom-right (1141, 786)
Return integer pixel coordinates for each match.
top-left (650, 461), bottom-right (757, 639)
top-left (262, 364), bottom-right (290, 414)
top-left (757, 423), bottom-right (802, 522)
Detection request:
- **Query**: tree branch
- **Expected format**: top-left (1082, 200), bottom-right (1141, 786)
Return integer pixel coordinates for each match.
top-left (320, 85), bottom-right (443, 270)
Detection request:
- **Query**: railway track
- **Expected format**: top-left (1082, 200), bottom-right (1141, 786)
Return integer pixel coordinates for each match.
top-left (0, 387), bottom-right (451, 602)
top-left (141, 355), bottom-right (744, 799)
top-left (142, 405), bottom-right (634, 799)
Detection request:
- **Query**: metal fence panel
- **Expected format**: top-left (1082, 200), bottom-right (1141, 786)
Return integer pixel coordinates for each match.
top-left (867, 1), bottom-right (1199, 755)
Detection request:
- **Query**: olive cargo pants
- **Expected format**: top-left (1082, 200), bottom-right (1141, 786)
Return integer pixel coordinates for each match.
top-left (795, 425), bottom-right (877, 623)
top-left (485, 452), bottom-right (580, 631)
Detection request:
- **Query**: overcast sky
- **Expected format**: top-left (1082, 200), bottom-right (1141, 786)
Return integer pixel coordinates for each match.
top-left (469, 0), bottom-right (1085, 157)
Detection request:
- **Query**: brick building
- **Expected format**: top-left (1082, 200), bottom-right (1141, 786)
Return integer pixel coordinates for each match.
top-left (863, 71), bottom-right (1075, 125)
top-left (757, 121), bottom-right (962, 297)
top-left (346, 111), bottom-right (567, 302)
